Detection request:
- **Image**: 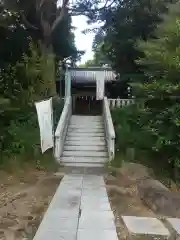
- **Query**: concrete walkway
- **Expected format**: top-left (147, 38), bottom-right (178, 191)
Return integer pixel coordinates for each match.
top-left (33, 174), bottom-right (180, 239)
top-left (33, 174), bottom-right (118, 240)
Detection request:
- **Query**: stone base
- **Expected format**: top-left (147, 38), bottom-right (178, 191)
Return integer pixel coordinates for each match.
top-left (121, 216), bottom-right (170, 240)
top-left (60, 165), bottom-right (106, 175)
top-left (166, 218), bottom-right (180, 239)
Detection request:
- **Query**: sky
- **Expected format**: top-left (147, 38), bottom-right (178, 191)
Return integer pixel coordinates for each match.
top-left (72, 16), bottom-right (95, 64)
top-left (57, 0), bottom-right (99, 64)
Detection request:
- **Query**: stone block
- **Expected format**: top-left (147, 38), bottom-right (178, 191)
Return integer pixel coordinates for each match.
top-left (40, 215), bottom-right (79, 231)
top-left (122, 216), bottom-right (170, 239)
top-left (80, 195), bottom-right (109, 202)
top-left (77, 229), bottom-right (118, 240)
top-left (82, 175), bottom-right (105, 186)
top-left (34, 229), bottom-right (76, 240)
top-left (45, 208), bottom-right (79, 219)
top-left (49, 193), bottom-right (81, 210)
top-left (79, 211), bottom-right (116, 230)
top-left (166, 218), bottom-right (180, 239)
top-left (81, 187), bottom-right (108, 198)
top-left (62, 174), bottom-right (83, 183)
top-left (80, 199), bottom-right (111, 211)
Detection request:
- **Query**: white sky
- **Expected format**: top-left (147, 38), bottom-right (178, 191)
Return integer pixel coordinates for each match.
top-left (72, 16), bottom-right (95, 64)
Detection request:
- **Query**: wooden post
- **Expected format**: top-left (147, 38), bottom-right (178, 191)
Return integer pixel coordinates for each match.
top-left (72, 95), bottom-right (76, 113)
top-left (88, 96), bottom-right (91, 113)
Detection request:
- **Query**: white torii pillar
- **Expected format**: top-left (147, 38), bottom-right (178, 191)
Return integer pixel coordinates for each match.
top-left (65, 70), bottom-right (71, 98)
top-left (96, 70), bottom-right (105, 100)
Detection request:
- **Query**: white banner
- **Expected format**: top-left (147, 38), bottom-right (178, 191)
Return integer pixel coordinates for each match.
top-left (96, 71), bottom-right (105, 100)
top-left (35, 98), bottom-right (54, 153)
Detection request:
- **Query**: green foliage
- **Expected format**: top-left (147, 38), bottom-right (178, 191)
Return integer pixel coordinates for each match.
top-left (3, 112), bottom-right (38, 157)
top-left (0, 41), bottom-right (64, 170)
top-left (91, 0), bottom-right (175, 77)
top-left (0, 0), bottom-right (76, 171)
top-left (52, 96), bottom-right (64, 129)
top-left (112, 105), bottom-right (154, 152)
top-left (1, 98), bottom-right (63, 169)
top-left (113, 2), bottom-right (180, 181)
top-left (0, 41), bottom-right (56, 106)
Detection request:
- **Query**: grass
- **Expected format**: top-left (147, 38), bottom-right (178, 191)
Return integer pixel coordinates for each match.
top-left (1, 149), bottom-right (59, 175)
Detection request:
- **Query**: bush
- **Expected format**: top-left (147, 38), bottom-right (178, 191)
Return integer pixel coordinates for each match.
top-left (0, 41), bottom-right (64, 170)
top-left (112, 101), bottom-right (180, 181)
top-left (1, 98), bottom-right (63, 170)
top-left (111, 105), bottom-right (154, 152)
top-left (52, 96), bottom-right (64, 129)
top-left (2, 96), bottom-right (63, 154)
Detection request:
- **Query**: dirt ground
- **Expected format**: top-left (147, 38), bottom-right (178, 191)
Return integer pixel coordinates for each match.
top-left (1, 161), bottom-right (179, 240)
top-left (105, 163), bottom-right (161, 240)
top-left (0, 168), bottom-right (62, 240)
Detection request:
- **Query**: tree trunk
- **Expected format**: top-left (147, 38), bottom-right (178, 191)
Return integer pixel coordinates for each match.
top-left (40, 15), bottom-right (56, 96)
top-left (41, 43), bottom-right (56, 96)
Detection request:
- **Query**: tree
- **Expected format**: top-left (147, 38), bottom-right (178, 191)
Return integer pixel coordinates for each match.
top-left (134, 1), bottom-right (180, 180)
top-left (3, 0), bottom-right (117, 94)
top-left (90, 0), bottom-right (176, 79)
top-left (0, 5), bottom-right (30, 68)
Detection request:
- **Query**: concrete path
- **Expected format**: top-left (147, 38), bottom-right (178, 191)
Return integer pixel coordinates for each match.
top-left (33, 174), bottom-right (118, 240)
top-left (33, 174), bottom-right (180, 239)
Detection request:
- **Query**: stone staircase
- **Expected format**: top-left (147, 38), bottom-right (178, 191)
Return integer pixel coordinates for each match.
top-left (60, 115), bottom-right (108, 174)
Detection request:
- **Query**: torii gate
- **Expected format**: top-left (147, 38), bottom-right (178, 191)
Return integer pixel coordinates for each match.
top-left (64, 68), bottom-right (107, 100)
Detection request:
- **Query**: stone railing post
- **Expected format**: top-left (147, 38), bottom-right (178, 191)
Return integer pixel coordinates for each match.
top-left (54, 96), bottom-right (72, 162)
top-left (103, 97), bottom-right (115, 162)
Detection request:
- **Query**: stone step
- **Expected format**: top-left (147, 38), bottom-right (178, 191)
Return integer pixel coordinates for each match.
top-left (66, 136), bottom-right (105, 141)
top-left (67, 132), bottom-right (105, 137)
top-left (60, 166), bottom-right (106, 175)
top-left (69, 124), bottom-right (103, 129)
top-left (65, 140), bottom-right (106, 146)
top-left (62, 151), bottom-right (107, 157)
top-left (63, 145), bottom-right (106, 152)
top-left (61, 156), bottom-right (107, 163)
top-left (68, 128), bottom-right (104, 133)
top-left (71, 115), bottom-right (102, 120)
top-left (62, 162), bottom-right (104, 167)
top-left (70, 118), bottom-right (102, 124)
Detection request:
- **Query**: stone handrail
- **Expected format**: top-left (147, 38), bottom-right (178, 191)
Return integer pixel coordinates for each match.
top-left (108, 98), bottom-right (135, 109)
top-left (54, 96), bottom-right (72, 161)
top-left (103, 97), bottom-right (115, 161)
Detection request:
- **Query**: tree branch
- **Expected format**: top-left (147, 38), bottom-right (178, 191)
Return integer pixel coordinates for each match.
top-left (69, 9), bottom-right (89, 16)
top-left (94, 0), bottom-right (116, 11)
top-left (20, 11), bottom-right (38, 30)
top-left (52, 0), bottom-right (69, 32)
top-left (36, 0), bottom-right (46, 11)
top-left (39, 0), bottom-right (45, 9)
top-left (69, 0), bottom-right (116, 18)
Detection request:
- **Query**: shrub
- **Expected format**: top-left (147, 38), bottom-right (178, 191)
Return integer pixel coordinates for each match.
top-left (0, 41), bottom-right (63, 170)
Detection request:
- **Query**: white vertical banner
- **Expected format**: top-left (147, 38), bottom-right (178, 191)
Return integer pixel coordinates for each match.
top-left (35, 98), bottom-right (54, 153)
top-left (96, 71), bottom-right (105, 100)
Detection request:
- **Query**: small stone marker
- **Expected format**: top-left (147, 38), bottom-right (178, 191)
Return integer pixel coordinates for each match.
top-left (166, 218), bottom-right (180, 239)
top-left (121, 216), bottom-right (170, 239)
